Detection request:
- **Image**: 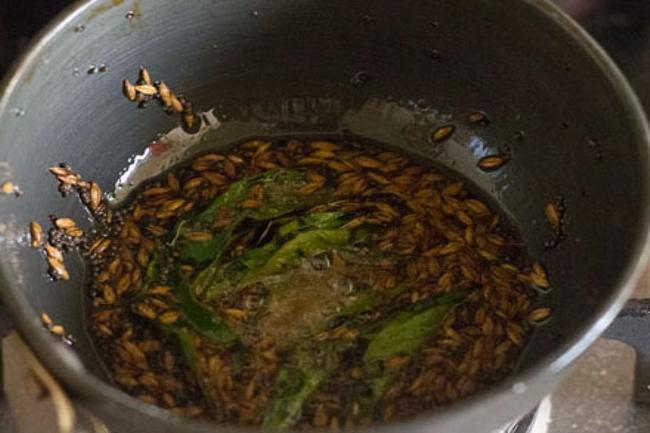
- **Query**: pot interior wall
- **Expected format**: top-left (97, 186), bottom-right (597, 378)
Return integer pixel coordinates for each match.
top-left (0, 0), bottom-right (647, 431)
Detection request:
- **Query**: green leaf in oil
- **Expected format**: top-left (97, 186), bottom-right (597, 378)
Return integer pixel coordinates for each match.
top-left (363, 294), bottom-right (460, 364)
top-left (173, 275), bottom-right (238, 347)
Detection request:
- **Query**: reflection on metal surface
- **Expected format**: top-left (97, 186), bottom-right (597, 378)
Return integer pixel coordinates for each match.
top-left (110, 110), bottom-right (221, 204)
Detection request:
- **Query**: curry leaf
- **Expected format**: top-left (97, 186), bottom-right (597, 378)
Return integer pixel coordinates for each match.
top-left (178, 170), bottom-right (333, 265)
top-left (363, 295), bottom-right (459, 364)
top-left (240, 228), bottom-right (352, 286)
top-left (173, 276), bottom-right (238, 347)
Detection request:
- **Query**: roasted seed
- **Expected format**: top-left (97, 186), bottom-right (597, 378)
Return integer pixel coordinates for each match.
top-left (167, 173), bottom-right (180, 191)
top-left (1, 182), bottom-right (15, 195)
top-left (159, 311), bottom-right (182, 324)
top-left (41, 312), bottom-right (53, 327)
top-left (65, 227), bottom-right (84, 237)
top-left (89, 238), bottom-right (111, 255)
top-left (149, 285), bottom-right (172, 295)
top-left (158, 81), bottom-right (172, 107)
top-left (432, 125), bottom-right (455, 143)
top-left (185, 232), bottom-right (213, 242)
top-left (529, 307), bottom-right (552, 324)
top-left (162, 198), bottom-right (185, 212)
top-left (355, 156), bottom-right (383, 169)
top-left (123, 79), bottom-right (137, 101)
top-left (30, 221), bottom-right (43, 248)
top-left (465, 199), bottom-right (489, 216)
top-left (468, 111), bottom-right (490, 125)
top-left (530, 262), bottom-right (550, 289)
top-left (47, 256), bottom-right (69, 280)
top-left (142, 187), bottom-right (171, 196)
top-left (311, 141), bottom-right (339, 152)
top-left (135, 84), bottom-right (157, 96)
top-left (54, 218), bottom-right (76, 230)
top-left (545, 202), bottom-right (561, 231)
top-left (50, 325), bottom-right (65, 336)
top-left (90, 182), bottom-right (102, 210)
top-left (201, 171), bottom-right (227, 185)
top-left (170, 94), bottom-right (183, 113)
top-left (135, 304), bottom-right (157, 320)
top-left (477, 154), bottom-right (509, 171)
top-left (116, 274), bottom-right (131, 294)
top-left (139, 66), bottom-right (153, 86)
top-left (224, 160), bottom-right (236, 177)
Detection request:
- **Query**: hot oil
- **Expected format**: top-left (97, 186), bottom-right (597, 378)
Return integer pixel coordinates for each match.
top-left (86, 135), bottom-right (546, 429)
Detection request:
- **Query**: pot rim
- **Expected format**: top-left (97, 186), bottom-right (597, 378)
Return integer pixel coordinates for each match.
top-left (1, 0), bottom-right (649, 431)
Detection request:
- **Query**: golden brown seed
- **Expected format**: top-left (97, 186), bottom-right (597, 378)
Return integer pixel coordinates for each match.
top-left (134, 84), bottom-right (157, 96)
top-left (478, 249), bottom-right (497, 262)
top-left (506, 323), bottom-right (523, 345)
top-left (149, 285), bottom-right (172, 295)
top-left (47, 256), bottom-right (69, 280)
top-left (122, 79), bottom-right (136, 101)
top-left (224, 308), bottom-right (248, 320)
top-left (142, 187), bottom-right (171, 196)
top-left (253, 141), bottom-right (272, 158)
top-left (41, 312), bottom-right (53, 327)
top-left (89, 238), bottom-right (111, 255)
top-left (437, 242), bottom-right (463, 256)
top-left (159, 311), bottom-right (182, 324)
top-left (102, 285), bottom-right (116, 304)
top-left (545, 202), bottom-right (561, 231)
top-left (49, 166), bottom-right (70, 177)
top-left (311, 150), bottom-right (336, 160)
top-left (57, 174), bottom-right (79, 185)
top-left (146, 225), bottom-right (167, 236)
top-left (465, 199), bottom-right (489, 216)
top-left (139, 66), bottom-right (153, 86)
top-left (477, 154), bottom-right (509, 171)
top-left (167, 173), bottom-right (180, 191)
top-left (327, 160), bottom-right (354, 172)
top-left (432, 125), bottom-right (455, 143)
top-left (182, 112), bottom-right (195, 130)
top-left (374, 202), bottom-right (399, 217)
top-left (355, 156), bottom-right (384, 169)
top-left (135, 304), bottom-right (157, 320)
top-left (157, 81), bottom-right (172, 107)
top-left (185, 232), bottom-right (213, 242)
top-left (29, 221), bottom-right (43, 248)
top-left (65, 227), bottom-right (84, 237)
top-left (299, 183), bottom-right (321, 195)
top-left (201, 171), bottom-right (227, 185)
top-left (193, 153), bottom-right (225, 168)
top-left (468, 111), bottom-right (489, 125)
top-left (311, 141), bottom-right (339, 152)
top-left (50, 325), bottom-right (65, 336)
top-left (529, 307), bottom-right (552, 323)
top-left (530, 262), bottom-right (550, 289)
top-left (170, 94), bottom-right (183, 113)
top-left (224, 160), bottom-right (236, 177)
top-left (227, 154), bottom-right (244, 164)
top-left (366, 171), bottom-right (390, 185)
top-left (162, 198), bottom-right (185, 212)
top-left (238, 199), bottom-right (261, 209)
top-left (456, 210), bottom-right (474, 226)
top-left (183, 177), bottom-right (205, 190)
top-left (298, 157), bottom-right (324, 166)
top-left (90, 182), bottom-right (102, 210)
top-left (1, 182), bottom-right (15, 194)
top-left (116, 274), bottom-right (131, 294)
top-left (54, 218), bottom-right (76, 229)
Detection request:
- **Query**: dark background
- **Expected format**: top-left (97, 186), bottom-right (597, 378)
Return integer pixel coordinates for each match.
top-left (1, 0), bottom-right (650, 112)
